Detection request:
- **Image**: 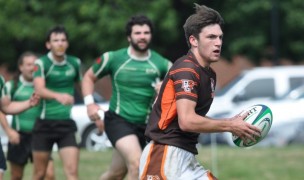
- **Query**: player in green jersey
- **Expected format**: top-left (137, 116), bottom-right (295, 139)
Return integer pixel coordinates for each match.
top-left (0, 75), bottom-right (7, 179)
top-left (1, 52), bottom-right (55, 180)
top-left (82, 15), bottom-right (172, 180)
top-left (33, 25), bottom-right (82, 180)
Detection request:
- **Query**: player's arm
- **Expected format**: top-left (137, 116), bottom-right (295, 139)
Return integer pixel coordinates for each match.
top-left (82, 68), bottom-right (103, 120)
top-left (176, 98), bottom-right (260, 142)
top-left (0, 111), bottom-right (20, 144)
top-left (82, 68), bottom-right (104, 132)
top-left (0, 95), bottom-right (34, 115)
top-left (34, 77), bottom-right (73, 105)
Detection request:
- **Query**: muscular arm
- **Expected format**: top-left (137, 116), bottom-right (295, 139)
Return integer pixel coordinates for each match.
top-left (176, 98), bottom-right (260, 141)
top-left (82, 68), bottom-right (98, 97)
top-left (34, 77), bottom-right (58, 100)
top-left (82, 68), bottom-right (104, 131)
top-left (0, 96), bottom-right (31, 115)
top-left (34, 77), bottom-right (73, 105)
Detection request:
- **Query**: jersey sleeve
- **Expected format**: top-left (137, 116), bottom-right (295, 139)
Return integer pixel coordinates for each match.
top-left (74, 58), bottom-right (83, 82)
top-left (2, 81), bottom-right (14, 100)
top-left (161, 59), bottom-right (172, 79)
top-left (91, 52), bottom-right (112, 79)
top-left (0, 76), bottom-right (5, 98)
top-left (33, 59), bottom-right (45, 79)
top-left (170, 64), bottom-right (200, 102)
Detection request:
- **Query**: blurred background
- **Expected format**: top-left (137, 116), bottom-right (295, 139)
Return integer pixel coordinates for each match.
top-left (1, 0), bottom-right (304, 149)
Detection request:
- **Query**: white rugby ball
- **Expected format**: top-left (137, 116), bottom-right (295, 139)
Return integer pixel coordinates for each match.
top-left (232, 104), bottom-right (273, 147)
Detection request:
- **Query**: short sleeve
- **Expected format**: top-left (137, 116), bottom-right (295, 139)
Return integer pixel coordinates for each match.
top-left (33, 59), bottom-right (45, 79)
top-left (92, 52), bottom-right (112, 79)
top-left (170, 64), bottom-right (200, 102)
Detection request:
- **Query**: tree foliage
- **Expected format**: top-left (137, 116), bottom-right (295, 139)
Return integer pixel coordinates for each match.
top-left (0, 0), bottom-right (303, 71)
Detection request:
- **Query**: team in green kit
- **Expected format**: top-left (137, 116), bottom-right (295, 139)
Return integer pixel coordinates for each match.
top-left (0, 13), bottom-right (172, 179)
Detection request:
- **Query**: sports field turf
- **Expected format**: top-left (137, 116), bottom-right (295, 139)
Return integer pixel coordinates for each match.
top-left (4, 145), bottom-right (304, 180)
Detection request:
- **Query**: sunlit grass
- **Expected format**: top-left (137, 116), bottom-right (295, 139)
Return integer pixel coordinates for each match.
top-left (4, 145), bottom-right (304, 180)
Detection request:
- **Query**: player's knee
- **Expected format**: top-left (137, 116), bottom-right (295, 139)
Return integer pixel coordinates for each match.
top-left (101, 170), bottom-right (126, 180)
top-left (128, 160), bottom-right (140, 176)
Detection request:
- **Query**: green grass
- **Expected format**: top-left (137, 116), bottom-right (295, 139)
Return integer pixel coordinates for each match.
top-left (4, 145), bottom-right (304, 180)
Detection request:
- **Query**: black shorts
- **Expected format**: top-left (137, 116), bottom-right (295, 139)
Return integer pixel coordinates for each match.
top-left (0, 139), bottom-right (7, 171)
top-left (7, 132), bottom-right (32, 166)
top-left (104, 110), bottom-right (147, 149)
top-left (32, 119), bottom-right (78, 151)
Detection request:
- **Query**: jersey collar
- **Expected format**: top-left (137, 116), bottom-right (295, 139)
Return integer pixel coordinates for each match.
top-left (20, 75), bottom-right (33, 86)
top-left (47, 52), bottom-right (67, 65)
top-left (127, 46), bottom-right (151, 61)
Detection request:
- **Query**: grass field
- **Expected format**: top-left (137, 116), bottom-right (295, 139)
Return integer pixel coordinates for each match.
top-left (4, 145), bottom-right (304, 180)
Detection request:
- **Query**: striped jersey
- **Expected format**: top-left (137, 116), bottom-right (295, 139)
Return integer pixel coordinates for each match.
top-left (92, 47), bottom-right (172, 124)
top-left (33, 52), bottom-right (82, 120)
top-left (3, 76), bottom-right (40, 132)
top-left (0, 75), bottom-right (4, 98)
top-left (145, 51), bottom-right (216, 154)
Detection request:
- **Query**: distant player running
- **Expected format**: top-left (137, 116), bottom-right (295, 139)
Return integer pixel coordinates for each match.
top-left (0, 75), bottom-right (7, 180)
top-left (82, 15), bottom-right (172, 180)
top-left (33, 25), bottom-right (82, 180)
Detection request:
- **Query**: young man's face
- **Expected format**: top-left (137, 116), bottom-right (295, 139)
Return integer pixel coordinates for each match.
top-left (46, 33), bottom-right (69, 58)
top-left (19, 55), bottom-right (37, 81)
top-left (128, 24), bottom-right (152, 52)
top-left (195, 24), bottom-right (223, 63)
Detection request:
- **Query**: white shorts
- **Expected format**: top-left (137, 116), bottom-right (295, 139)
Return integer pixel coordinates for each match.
top-left (139, 141), bottom-right (217, 180)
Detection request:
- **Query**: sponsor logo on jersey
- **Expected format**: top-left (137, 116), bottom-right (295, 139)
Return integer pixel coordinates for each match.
top-left (147, 175), bottom-right (160, 180)
top-left (210, 78), bottom-right (215, 98)
top-left (181, 79), bottom-right (194, 92)
top-left (146, 68), bottom-right (157, 74)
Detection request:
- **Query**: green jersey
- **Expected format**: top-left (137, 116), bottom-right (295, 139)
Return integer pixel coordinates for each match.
top-left (33, 52), bottom-right (82, 120)
top-left (3, 76), bottom-right (40, 132)
top-left (0, 75), bottom-right (4, 98)
top-left (92, 47), bottom-right (172, 124)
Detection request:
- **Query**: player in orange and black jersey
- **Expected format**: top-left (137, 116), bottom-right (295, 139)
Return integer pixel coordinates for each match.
top-left (139, 4), bottom-right (261, 180)
top-left (146, 50), bottom-right (216, 154)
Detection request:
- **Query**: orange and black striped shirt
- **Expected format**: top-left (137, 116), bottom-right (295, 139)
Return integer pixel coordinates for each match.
top-left (145, 51), bottom-right (216, 154)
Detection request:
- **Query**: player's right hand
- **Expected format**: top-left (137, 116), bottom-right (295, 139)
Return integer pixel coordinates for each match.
top-left (95, 119), bottom-right (104, 134)
top-left (230, 112), bottom-right (261, 143)
top-left (87, 103), bottom-right (105, 121)
top-left (7, 128), bottom-right (20, 144)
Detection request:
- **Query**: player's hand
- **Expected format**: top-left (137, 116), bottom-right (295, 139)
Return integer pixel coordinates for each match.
top-left (55, 93), bottom-right (74, 105)
top-left (7, 129), bottom-right (20, 144)
top-left (230, 111), bottom-right (261, 142)
top-left (95, 119), bottom-right (104, 134)
top-left (87, 103), bottom-right (105, 121)
top-left (29, 93), bottom-right (40, 107)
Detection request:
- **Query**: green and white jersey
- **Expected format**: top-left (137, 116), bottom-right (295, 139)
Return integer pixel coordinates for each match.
top-left (33, 52), bottom-right (82, 120)
top-left (3, 76), bottom-right (40, 132)
top-left (92, 47), bottom-right (172, 124)
top-left (0, 75), bottom-right (4, 98)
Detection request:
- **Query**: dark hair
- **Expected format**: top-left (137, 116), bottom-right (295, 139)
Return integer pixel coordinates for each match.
top-left (18, 51), bottom-right (37, 66)
top-left (183, 4), bottom-right (224, 48)
top-left (46, 25), bottom-right (69, 42)
top-left (125, 15), bottom-right (154, 36)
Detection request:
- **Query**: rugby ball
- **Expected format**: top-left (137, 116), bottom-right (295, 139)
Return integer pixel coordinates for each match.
top-left (232, 104), bottom-right (273, 147)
